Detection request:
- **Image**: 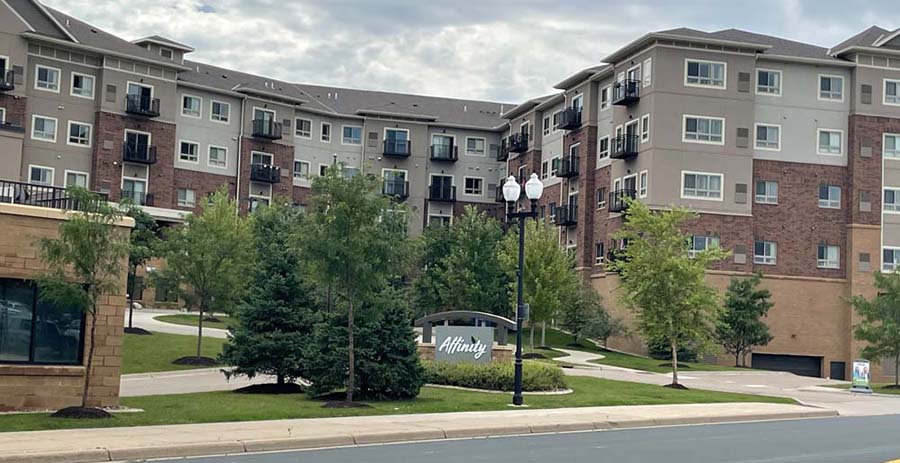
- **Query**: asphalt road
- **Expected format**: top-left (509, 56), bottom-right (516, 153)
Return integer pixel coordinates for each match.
top-left (177, 416), bottom-right (900, 463)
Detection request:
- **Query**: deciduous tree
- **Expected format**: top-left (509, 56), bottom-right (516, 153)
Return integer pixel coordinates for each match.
top-left (850, 271), bottom-right (900, 388)
top-left (716, 273), bottom-right (774, 367)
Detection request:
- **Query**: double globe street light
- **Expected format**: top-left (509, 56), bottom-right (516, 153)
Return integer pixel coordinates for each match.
top-left (502, 173), bottom-right (544, 406)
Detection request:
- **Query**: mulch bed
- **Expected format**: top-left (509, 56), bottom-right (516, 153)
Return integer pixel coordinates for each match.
top-left (50, 407), bottom-right (113, 419)
top-left (233, 383), bottom-right (305, 394)
top-left (123, 327), bottom-right (153, 335)
top-left (663, 383), bottom-right (690, 390)
top-left (172, 356), bottom-right (218, 366)
top-left (321, 401), bottom-right (372, 409)
top-left (882, 385), bottom-right (900, 390)
top-left (202, 316), bottom-right (223, 323)
top-left (658, 363), bottom-right (692, 369)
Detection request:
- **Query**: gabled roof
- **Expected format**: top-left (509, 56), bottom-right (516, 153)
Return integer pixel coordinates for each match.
top-left (603, 27), bottom-right (771, 63)
top-left (4, 0), bottom-right (72, 41)
top-left (501, 93), bottom-right (559, 120)
top-left (553, 65), bottom-right (609, 91)
top-left (830, 26), bottom-right (900, 56)
top-left (132, 35), bottom-right (195, 52)
top-left (709, 29), bottom-right (840, 62)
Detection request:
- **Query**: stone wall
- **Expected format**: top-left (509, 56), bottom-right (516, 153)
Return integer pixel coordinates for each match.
top-left (417, 343), bottom-right (514, 363)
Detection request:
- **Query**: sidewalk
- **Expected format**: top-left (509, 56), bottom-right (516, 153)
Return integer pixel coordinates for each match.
top-left (125, 309), bottom-right (230, 339)
top-left (0, 403), bottom-right (835, 463)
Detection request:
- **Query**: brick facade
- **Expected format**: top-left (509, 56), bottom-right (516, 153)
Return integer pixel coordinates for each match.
top-left (240, 137), bottom-right (294, 212)
top-left (0, 93), bottom-right (27, 127)
top-left (172, 169), bottom-right (237, 214)
top-left (848, 114), bottom-right (892, 226)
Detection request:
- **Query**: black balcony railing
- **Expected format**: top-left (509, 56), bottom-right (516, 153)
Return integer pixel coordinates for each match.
top-left (123, 144), bottom-right (157, 164)
top-left (609, 188), bottom-right (636, 213)
top-left (0, 179), bottom-right (106, 211)
top-left (0, 69), bottom-right (15, 92)
top-left (121, 190), bottom-right (154, 207)
top-left (428, 183), bottom-right (456, 202)
top-left (612, 79), bottom-right (640, 106)
top-left (250, 163), bottom-right (281, 183)
top-left (554, 203), bottom-right (577, 227)
top-left (509, 133), bottom-right (528, 153)
top-left (430, 144), bottom-right (458, 162)
top-left (125, 94), bottom-right (161, 117)
top-left (557, 154), bottom-right (579, 178)
top-left (383, 139), bottom-right (411, 157)
top-left (497, 141), bottom-right (510, 162)
top-left (251, 119), bottom-right (283, 140)
top-left (557, 107), bottom-right (582, 130)
top-left (612, 134), bottom-right (639, 160)
top-left (383, 179), bottom-right (409, 199)
top-left (0, 121), bottom-right (24, 134)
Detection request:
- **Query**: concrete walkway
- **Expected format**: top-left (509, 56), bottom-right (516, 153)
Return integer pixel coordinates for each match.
top-left (0, 403), bottom-right (835, 463)
top-left (120, 368), bottom-right (274, 397)
top-left (125, 308), bottom-right (230, 339)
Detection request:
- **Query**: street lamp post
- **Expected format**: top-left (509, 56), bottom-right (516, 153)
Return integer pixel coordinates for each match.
top-left (503, 173), bottom-right (543, 406)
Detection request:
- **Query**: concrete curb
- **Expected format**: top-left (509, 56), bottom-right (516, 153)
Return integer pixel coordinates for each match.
top-left (0, 408), bottom-right (838, 463)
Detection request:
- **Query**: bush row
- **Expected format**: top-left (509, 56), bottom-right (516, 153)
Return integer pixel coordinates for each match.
top-left (423, 360), bottom-right (567, 392)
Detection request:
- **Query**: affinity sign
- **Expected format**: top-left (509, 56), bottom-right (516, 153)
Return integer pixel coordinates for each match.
top-left (434, 326), bottom-right (493, 364)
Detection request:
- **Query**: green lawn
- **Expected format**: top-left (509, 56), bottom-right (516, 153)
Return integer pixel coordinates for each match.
top-left (824, 383), bottom-right (900, 395)
top-left (0, 376), bottom-right (793, 432)
top-left (153, 314), bottom-right (235, 331)
top-left (123, 332), bottom-right (227, 375)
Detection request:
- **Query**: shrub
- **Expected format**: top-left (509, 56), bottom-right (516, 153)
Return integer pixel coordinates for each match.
top-left (423, 360), bottom-right (567, 392)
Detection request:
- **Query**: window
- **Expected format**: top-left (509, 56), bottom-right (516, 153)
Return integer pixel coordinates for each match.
top-left (597, 187), bottom-right (607, 208)
top-left (179, 141), bottom-right (199, 162)
top-left (639, 171), bottom-right (648, 198)
top-left (65, 171), bottom-right (88, 188)
top-left (550, 157), bottom-right (560, 176)
top-left (31, 115), bottom-right (57, 142)
top-left (67, 121), bottom-right (92, 147)
top-left (685, 59), bottom-right (726, 88)
top-left (541, 160), bottom-right (549, 180)
top-left (321, 122), bottom-right (332, 142)
top-left (886, 79), bottom-right (900, 106)
top-left (885, 134), bottom-right (900, 158)
top-left (818, 185), bottom-right (841, 209)
top-left (210, 101), bottom-right (230, 123)
top-left (182, 95), bottom-right (201, 118)
top-left (428, 214), bottom-right (452, 227)
top-left (35, 65), bottom-right (60, 92)
top-left (755, 180), bottom-right (778, 204)
top-left (689, 236), bottom-right (720, 258)
top-left (598, 136), bottom-right (610, 159)
top-left (600, 86), bottom-right (610, 110)
top-left (595, 243), bottom-right (605, 265)
top-left (884, 248), bottom-right (900, 272)
top-left (817, 129), bottom-right (843, 155)
top-left (817, 245), bottom-right (840, 269)
top-left (208, 146), bottom-right (227, 168)
top-left (0, 107), bottom-right (5, 123)
top-left (70, 72), bottom-right (94, 99)
top-left (885, 189), bottom-right (900, 212)
top-left (0, 278), bottom-right (84, 365)
top-left (755, 124), bottom-right (780, 150)
top-left (177, 189), bottom-right (196, 208)
top-left (640, 114), bottom-right (650, 142)
top-left (683, 116), bottom-right (724, 144)
top-left (319, 164), bottom-right (329, 176)
top-left (121, 178), bottom-right (147, 205)
top-left (819, 75), bottom-right (843, 101)
top-left (294, 160), bottom-right (310, 179)
top-left (466, 137), bottom-right (485, 156)
top-left (682, 172), bottom-right (723, 200)
top-left (642, 58), bottom-right (652, 87)
top-left (160, 47), bottom-right (174, 59)
top-left (342, 126), bottom-right (362, 145)
top-left (29, 165), bottom-right (53, 186)
top-left (571, 94), bottom-right (584, 112)
top-left (543, 115), bottom-right (551, 135)
top-left (548, 202), bottom-right (557, 222)
top-left (295, 118), bottom-right (312, 138)
top-left (756, 69), bottom-right (781, 95)
top-left (754, 241), bottom-right (777, 265)
top-left (464, 177), bottom-right (484, 196)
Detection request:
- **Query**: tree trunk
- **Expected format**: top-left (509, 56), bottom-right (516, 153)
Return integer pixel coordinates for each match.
top-left (529, 324), bottom-right (534, 352)
top-left (196, 301), bottom-right (205, 358)
top-left (127, 265), bottom-right (135, 329)
top-left (346, 297), bottom-right (355, 403)
top-left (82, 306), bottom-right (99, 408)
top-left (895, 354), bottom-right (899, 388)
top-left (541, 321), bottom-right (546, 348)
top-left (735, 350), bottom-right (741, 368)
top-left (277, 373), bottom-right (285, 386)
top-left (670, 340), bottom-right (679, 386)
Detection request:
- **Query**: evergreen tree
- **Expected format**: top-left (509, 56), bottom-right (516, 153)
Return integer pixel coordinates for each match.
top-left (850, 271), bottom-right (900, 388)
top-left (716, 273), bottom-right (774, 367)
top-left (562, 284), bottom-right (625, 346)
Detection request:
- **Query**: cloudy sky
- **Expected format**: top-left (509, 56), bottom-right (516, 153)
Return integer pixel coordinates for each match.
top-left (43, 0), bottom-right (900, 103)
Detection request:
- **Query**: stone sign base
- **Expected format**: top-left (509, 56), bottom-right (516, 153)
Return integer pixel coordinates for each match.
top-left (418, 343), bottom-right (514, 362)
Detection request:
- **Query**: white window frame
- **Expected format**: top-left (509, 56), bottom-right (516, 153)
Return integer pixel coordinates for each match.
top-left (0, 107), bottom-right (5, 124)
top-left (318, 164), bottom-right (330, 177)
top-left (817, 128), bottom-right (844, 156)
top-left (321, 122), bottom-right (332, 142)
top-left (598, 135), bottom-right (610, 159)
top-left (755, 68), bottom-right (782, 96)
top-left (177, 188), bottom-right (196, 208)
top-left (884, 247), bottom-right (900, 272)
top-left (818, 74), bottom-right (844, 102)
top-left (210, 100), bottom-right (230, 123)
top-left (884, 188), bottom-right (900, 213)
top-left (818, 184), bottom-right (841, 209)
top-left (463, 176), bottom-right (484, 197)
top-left (689, 235), bottom-right (720, 258)
top-left (465, 136), bottom-right (486, 156)
top-left (34, 64), bottom-right (60, 93)
top-left (600, 86), bottom-right (610, 110)
top-left (208, 145), bottom-right (228, 169)
top-left (66, 120), bottom-right (92, 148)
top-left (69, 71), bottom-right (95, 100)
top-left (754, 241), bottom-right (777, 265)
top-left (28, 164), bottom-right (54, 186)
top-left (178, 139), bottom-right (200, 164)
top-left (252, 106), bottom-right (275, 122)
top-left (682, 115), bottom-right (725, 145)
top-left (642, 58), bottom-right (652, 87)
top-left (251, 151), bottom-right (274, 167)
top-left (597, 187), bottom-right (607, 209)
top-left (817, 244), bottom-right (840, 269)
top-left (427, 212), bottom-right (453, 227)
top-left (754, 123), bottom-right (781, 151)
top-left (755, 180), bottom-right (778, 205)
top-left (684, 59), bottom-right (727, 89)
top-left (551, 110), bottom-right (562, 133)
top-left (884, 78), bottom-right (900, 106)
top-left (638, 170), bottom-right (648, 198)
top-left (181, 94), bottom-right (202, 119)
top-left (550, 156), bottom-right (560, 177)
top-left (623, 173), bottom-right (637, 197)
top-left (342, 125), bottom-right (363, 145)
top-left (294, 160), bottom-right (311, 179)
top-left (681, 171), bottom-right (724, 201)
top-left (159, 47), bottom-right (174, 59)
top-left (295, 118), bottom-right (312, 139)
top-left (126, 81), bottom-right (155, 104)
top-left (30, 114), bottom-right (57, 143)
top-left (640, 114), bottom-right (650, 142)
top-left (64, 169), bottom-right (89, 188)
top-left (542, 115), bottom-right (551, 136)
top-left (885, 133), bottom-right (900, 159)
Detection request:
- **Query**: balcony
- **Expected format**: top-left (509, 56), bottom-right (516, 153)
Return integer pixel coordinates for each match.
top-left (125, 94), bottom-right (161, 118)
top-left (554, 203), bottom-right (577, 227)
top-left (0, 69), bottom-right (14, 92)
top-left (383, 139), bottom-right (411, 158)
top-left (252, 119), bottom-right (283, 140)
top-left (611, 134), bottom-right (639, 160)
top-left (508, 133), bottom-right (528, 153)
top-left (428, 183), bottom-right (456, 202)
top-left (557, 107), bottom-right (582, 131)
top-left (557, 154), bottom-right (579, 178)
top-left (250, 163), bottom-right (281, 183)
top-left (609, 189), bottom-right (636, 213)
top-left (383, 179), bottom-right (409, 199)
top-left (123, 144), bottom-right (157, 164)
top-left (0, 179), bottom-right (106, 211)
top-left (612, 79), bottom-right (640, 106)
top-left (121, 190), bottom-right (154, 207)
top-left (430, 144), bottom-right (458, 162)
top-left (497, 141), bottom-right (510, 162)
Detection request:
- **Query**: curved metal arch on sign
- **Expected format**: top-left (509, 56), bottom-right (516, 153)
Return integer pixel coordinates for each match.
top-left (414, 310), bottom-right (516, 345)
